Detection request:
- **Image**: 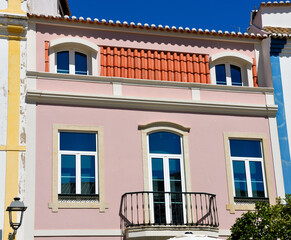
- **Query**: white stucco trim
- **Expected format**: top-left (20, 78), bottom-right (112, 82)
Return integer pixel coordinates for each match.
top-left (23, 78), bottom-right (36, 240)
top-left (191, 88), bottom-right (200, 100)
top-left (26, 89), bottom-right (278, 117)
top-left (50, 37), bottom-right (99, 53)
top-left (113, 82), bottom-right (122, 96)
top-left (27, 71), bottom-right (274, 94)
top-left (210, 51), bottom-right (253, 65)
top-left (0, 38), bottom-right (8, 146)
top-left (34, 229), bottom-right (122, 237)
top-left (0, 152), bottom-right (6, 240)
top-left (219, 229), bottom-right (231, 236)
top-left (27, 22), bottom-right (36, 72)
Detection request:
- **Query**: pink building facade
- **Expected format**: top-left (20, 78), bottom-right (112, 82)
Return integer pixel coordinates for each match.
top-left (23, 14), bottom-right (285, 240)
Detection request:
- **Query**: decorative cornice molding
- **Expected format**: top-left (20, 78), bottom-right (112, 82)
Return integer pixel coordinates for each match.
top-left (26, 89), bottom-right (278, 117)
top-left (26, 71), bottom-right (275, 94)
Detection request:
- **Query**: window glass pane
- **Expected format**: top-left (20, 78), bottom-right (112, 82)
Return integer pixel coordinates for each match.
top-left (169, 158), bottom-right (182, 192)
top-left (215, 64), bottom-right (226, 85)
top-left (61, 155), bottom-right (76, 194)
top-left (75, 52), bottom-right (87, 75)
top-left (152, 158), bottom-right (164, 192)
top-left (60, 132), bottom-right (96, 151)
top-left (250, 161), bottom-right (265, 198)
top-left (230, 65), bottom-right (242, 86)
top-left (149, 132), bottom-right (181, 154)
top-left (233, 161), bottom-right (248, 197)
top-left (230, 140), bottom-right (262, 158)
top-left (57, 51), bottom-right (69, 74)
top-left (81, 155), bottom-right (95, 194)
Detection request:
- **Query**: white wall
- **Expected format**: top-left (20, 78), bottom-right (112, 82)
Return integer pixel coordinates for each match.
top-left (28, 0), bottom-right (58, 16)
top-left (261, 6), bottom-right (291, 28)
top-left (0, 0), bottom-right (7, 10)
top-left (280, 42), bottom-right (291, 154)
top-left (0, 37), bottom-right (8, 240)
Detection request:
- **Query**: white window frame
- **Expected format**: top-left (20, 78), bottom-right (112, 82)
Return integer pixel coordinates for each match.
top-left (49, 37), bottom-right (99, 76)
top-left (230, 148), bottom-right (268, 199)
top-left (55, 50), bottom-right (91, 75)
top-left (147, 134), bottom-right (186, 224)
top-left (58, 132), bottom-right (99, 195)
top-left (210, 52), bottom-right (254, 87)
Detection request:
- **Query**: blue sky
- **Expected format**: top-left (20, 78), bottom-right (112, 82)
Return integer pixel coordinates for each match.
top-left (67, 0), bottom-right (264, 33)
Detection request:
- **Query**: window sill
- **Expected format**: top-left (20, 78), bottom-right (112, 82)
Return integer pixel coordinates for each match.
top-left (48, 199), bottom-right (109, 213)
top-left (226, 198), bottom-right (269, 213)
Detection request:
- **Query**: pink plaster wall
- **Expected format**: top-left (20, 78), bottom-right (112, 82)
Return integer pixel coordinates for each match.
top-left (36, 24), bottom-right (256, 73)
top-left (122, 85), bottom-right (192, 100)
top-left (200, 90), bottom-right (266, 105)
top-left (35, 104), bottom-right (276, 232)
top-left (37, 78), bottom-right (113, 95)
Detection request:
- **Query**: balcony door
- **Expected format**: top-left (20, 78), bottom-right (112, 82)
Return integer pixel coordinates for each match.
top-left (148, 131), bottom-right (186, 225)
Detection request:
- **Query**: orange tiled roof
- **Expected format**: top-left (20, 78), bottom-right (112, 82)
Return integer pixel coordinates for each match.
top-left (264, 27), bottom-right (291, 36)
top-left (100, 47), bottom-right (210, 83)
top-left (28, 14), bottom-right (267, 40)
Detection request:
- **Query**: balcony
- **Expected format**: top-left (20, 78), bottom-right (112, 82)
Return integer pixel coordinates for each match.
top-left (119, 191), bottom-right (219, 239)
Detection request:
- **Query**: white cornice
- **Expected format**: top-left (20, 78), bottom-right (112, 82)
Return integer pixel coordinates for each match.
top-left (27, 71), bottom-right (274, 94)
top-left (26, 89), bottom-right (277, 117)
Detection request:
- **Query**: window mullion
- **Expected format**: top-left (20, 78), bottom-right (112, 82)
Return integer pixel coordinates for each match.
top-left (245, 159), bottom-right (252, 197)
top-left (76, 153), bottom-right (81, 194)
top-left (69, 50), bottom-right (75, 74)
top-left (225, 63), bottom-right (232, 85)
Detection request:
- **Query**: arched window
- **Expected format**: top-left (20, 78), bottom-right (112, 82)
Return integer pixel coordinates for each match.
top-left (139, 122), bottom-right (191, 225)
top-left (49, 37), bottom-right (99, 76)
top-left (210, 52), bottom-right (254, 87)
top-left (148, 131), bottom-right (185, 224)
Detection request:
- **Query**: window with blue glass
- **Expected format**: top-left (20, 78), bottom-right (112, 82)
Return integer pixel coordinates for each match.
top-left (59, 132), bottom-right (98, 195)
top-left (214, 63), bottom-right (242, 86)
top-left (230, 139), bottom-right (267, 199)
top-left (56, 51), bottom-right (88, 75)
top-left (148, 131), bottom-right (185, 224)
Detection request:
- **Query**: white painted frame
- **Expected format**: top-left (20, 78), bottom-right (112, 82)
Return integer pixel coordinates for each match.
top-left (55, 50), bottom-right (92, 75)
top-left (147, 133), bottom-right (186, 224)
top-left (58, 132), bottom-right (99, 195)
top-left (230, 149), bottom-right (267, 199)
top-left (210, 51), bottom-right (254, 87)
top-left (49, 37), bottom-right (99, 76)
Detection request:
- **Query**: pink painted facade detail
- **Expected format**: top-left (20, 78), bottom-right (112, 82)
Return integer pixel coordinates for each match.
top-left (25, 13), bottom-right (282, 240)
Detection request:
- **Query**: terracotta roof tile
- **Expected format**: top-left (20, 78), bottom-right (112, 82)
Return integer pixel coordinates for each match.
top-left (100, 46), bottom-right (211, 83)
top-left (264, 26), bottom-right (291, 38)
top-left (28, 14), bottom-right (267, 40)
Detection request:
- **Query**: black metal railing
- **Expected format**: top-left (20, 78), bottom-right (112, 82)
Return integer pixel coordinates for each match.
top-left (119, 191), bottom-right (219, 231)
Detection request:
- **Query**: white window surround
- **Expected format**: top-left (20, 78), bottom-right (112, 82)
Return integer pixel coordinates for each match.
top-left (210, 52), bottom-right (254, 87)
top-left (49, 37), bottom-right (99, 76)
top-left (148, 135), bottom-right (186, 224)
top-left (49, 124), bottom-right (109, 212)
top-left (224, 132), bottom-right (275, 214)
top-left (230, 146), bottom-right (267, 199)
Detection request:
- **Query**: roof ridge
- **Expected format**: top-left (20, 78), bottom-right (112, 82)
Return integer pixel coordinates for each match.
top-left (28, 13), bottom-right (267, 40)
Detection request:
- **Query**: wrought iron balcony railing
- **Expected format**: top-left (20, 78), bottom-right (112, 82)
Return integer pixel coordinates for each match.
top-left (119, 191), bottom-right (219, 230)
